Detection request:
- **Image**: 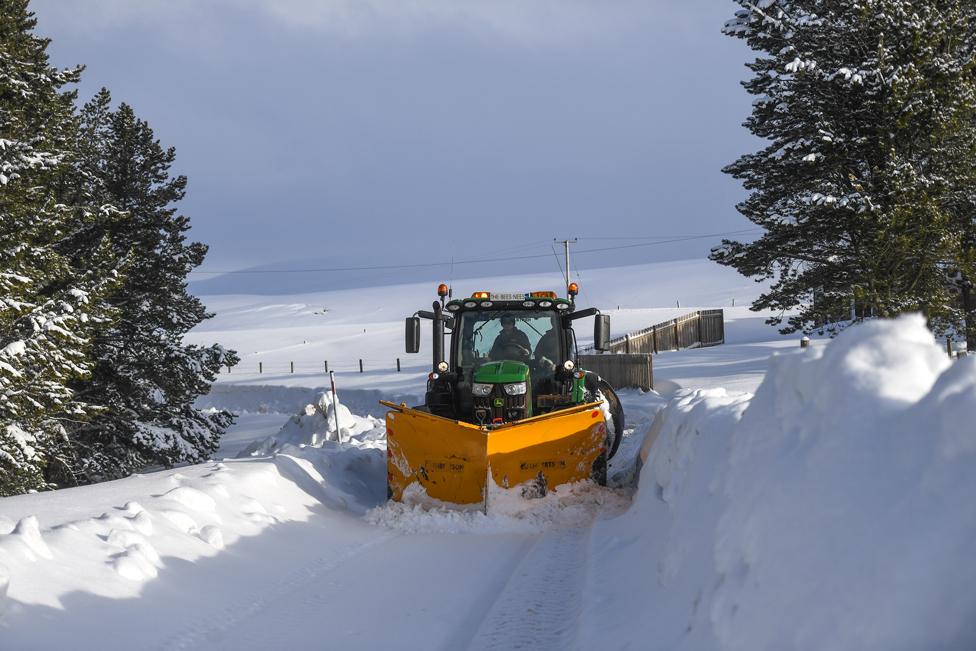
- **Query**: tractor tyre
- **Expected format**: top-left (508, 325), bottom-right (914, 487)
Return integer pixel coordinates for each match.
top-left (597, 379), bottom-right (625, 460)
top-left (584, 372), bottom-right (626, 460)
top-left (591, 450), bottom-right (608, 487)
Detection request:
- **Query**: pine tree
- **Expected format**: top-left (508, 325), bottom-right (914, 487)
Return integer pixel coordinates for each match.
top-left (939, 4), bottom-right (976, 350)
top-left (63, 90), bottom-right (238, 482)
top-left (714, 1), bottom-right (976, 333)
top-left (0, 1), bottom-right (122, 494)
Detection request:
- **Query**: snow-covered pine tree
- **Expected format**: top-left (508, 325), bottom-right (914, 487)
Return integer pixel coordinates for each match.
top-left (0, 1), bottom-right (123, 495)
top-left (937, 3), bottom-right (976, 351)
top-left (62, 90), bottom-right (238, 482)
top-left (714, 0), bottom-right (976, 333)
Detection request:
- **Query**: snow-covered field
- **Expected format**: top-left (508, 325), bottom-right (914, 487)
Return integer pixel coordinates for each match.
top-left (2, 259), bottom-right (973, 650)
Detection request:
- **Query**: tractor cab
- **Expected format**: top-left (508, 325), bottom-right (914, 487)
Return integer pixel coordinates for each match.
top-left (405, 286), bottom-right (612, 427)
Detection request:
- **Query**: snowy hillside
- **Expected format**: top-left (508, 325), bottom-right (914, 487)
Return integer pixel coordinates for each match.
top-left (1, 257), bottom-right (973, 649)
top-left (184, 257), bottom-right (781, 391)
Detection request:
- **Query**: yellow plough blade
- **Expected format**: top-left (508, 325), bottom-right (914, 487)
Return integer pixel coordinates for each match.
top-left (382, 401), bottom-right (607, 511)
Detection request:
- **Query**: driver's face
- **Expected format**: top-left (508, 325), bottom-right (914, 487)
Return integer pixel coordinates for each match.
top-left (502, 320), bottom-right (514, 331)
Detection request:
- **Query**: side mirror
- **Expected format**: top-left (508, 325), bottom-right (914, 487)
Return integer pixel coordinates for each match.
top-left (405, 317), bottom-right (421, 353)
top-left (594, 314), bottom-right (611, 351)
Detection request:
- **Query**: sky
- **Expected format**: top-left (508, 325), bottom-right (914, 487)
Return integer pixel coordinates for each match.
top-left (31, 0), bottom-right (759, 294)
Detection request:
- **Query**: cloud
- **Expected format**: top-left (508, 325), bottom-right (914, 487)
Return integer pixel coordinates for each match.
top-left (257, 0), bottom-right (646, 42)
top-left (32, 0), bottom-right (691, 46)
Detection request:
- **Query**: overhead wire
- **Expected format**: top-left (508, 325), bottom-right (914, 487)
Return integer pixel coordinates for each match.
top-left (574, 228), bottom-right (759, 241)
top-left (549, 242), bottom-right (566, 286)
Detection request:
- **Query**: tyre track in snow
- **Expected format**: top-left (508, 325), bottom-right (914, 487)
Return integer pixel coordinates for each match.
top-left (456, 447), bottom-right (641, 651)
top-left (462, 525), bottom-right (592, 651)
top-left (155, 531), bottom-right (398, 651)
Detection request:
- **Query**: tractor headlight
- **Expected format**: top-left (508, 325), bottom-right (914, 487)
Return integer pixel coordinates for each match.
top-left (563, 360), bottom-right (575, 371)
top-left (472, 383), bottom-right (493, 397)
top-left (437, 361), bottom-right (449, 373)
top-left (503, 382), bottom-right (527, 396)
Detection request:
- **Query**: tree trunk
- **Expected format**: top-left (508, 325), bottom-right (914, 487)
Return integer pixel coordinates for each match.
top-left (962, 278), bottom-right (976, 352)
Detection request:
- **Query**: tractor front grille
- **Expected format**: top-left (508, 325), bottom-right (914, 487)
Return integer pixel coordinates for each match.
top-left (473, 384), bottom-right (527, 424)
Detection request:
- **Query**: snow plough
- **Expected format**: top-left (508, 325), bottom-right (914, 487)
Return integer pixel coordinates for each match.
top-left (382, 283), bottom-right (624, 511)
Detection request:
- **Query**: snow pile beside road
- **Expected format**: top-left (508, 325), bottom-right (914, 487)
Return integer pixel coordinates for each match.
top-left (585, 314), bottom-right (976, 650)
top-left (0, 394), bottom-right (390, 620)
top-left (239, 390), bottom-right (385, 456)
top-left (0, 460), bottom-right (322, 615)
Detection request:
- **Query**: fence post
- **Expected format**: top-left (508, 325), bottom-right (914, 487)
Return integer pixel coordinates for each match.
top-left (359, 359), bottom-right (363, 373)
top-left (290, 361), bottom-right (294, 373)
top-left (329, 370), bottom-right (342, 444)
top-left (625, 333), bottom-right (631, 354)
top-left (396, 358), bottom-right (401, 372)
top-left (673, 319), bottom-right (679, 351)
top-left (652, 326), bottom-right (658, 354)
top-left (259, 362), bottom-right (263, 374)
top-left (697, 311), bottom-right (703, 347)
top-left (324, 360), bottom-right (328, 373)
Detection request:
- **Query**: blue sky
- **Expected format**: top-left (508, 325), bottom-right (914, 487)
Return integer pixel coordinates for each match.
top-left (32, 1), bottom-right (758, 292)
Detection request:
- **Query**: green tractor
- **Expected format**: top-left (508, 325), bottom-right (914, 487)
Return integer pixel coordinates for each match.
top-left (383, 283), bottom-right (625, 508)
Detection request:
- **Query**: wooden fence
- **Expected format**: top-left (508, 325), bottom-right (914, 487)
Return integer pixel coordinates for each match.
top-left (578, 354), bottom-right (654, 392)
top-left (579, 309), bottom-right (725, 390)
top-left (587, 309), bottom-right (725, 355)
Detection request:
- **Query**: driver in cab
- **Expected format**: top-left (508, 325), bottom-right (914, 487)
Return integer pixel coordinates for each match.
top-left (489, 313), bottom-right (531, 361)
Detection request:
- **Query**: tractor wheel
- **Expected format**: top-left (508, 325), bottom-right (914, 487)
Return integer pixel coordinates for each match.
top-left (584, 373), bottom-right (626, 461)
top-left (591, 450), bottom-right (608, 487)
top-left (598, 379), bottom-right (625, 460)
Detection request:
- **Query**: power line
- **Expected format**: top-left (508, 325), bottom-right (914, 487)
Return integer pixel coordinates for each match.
top-left (574, 228), bottom-right (759, 241)
top-left (190, 228), bottom-right (763, 275)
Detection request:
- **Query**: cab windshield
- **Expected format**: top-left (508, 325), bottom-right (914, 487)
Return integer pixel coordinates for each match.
top-left (454, 310), bottom-right (565, 371)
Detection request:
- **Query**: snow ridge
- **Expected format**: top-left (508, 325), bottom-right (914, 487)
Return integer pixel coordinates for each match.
top-left (585, 314), bottom-right (976, 650)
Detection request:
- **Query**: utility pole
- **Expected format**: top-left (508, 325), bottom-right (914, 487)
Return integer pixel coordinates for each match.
top-left (554, 238), bottom-right (577, 292)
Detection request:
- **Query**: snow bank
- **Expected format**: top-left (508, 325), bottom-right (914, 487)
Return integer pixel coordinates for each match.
top-left (198, 383), bottom-right (418, 418)
top-left (238, 390), bottom-right (385, 456)
top-left (585, 314), bottom-right (976, 650)
top-left (0, 393), bottom-right (391, 618)
top-left (0, 461), bottom-right (312, 611)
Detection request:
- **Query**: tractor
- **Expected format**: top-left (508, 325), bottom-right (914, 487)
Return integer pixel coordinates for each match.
top-left (381, 283), bottom-right (625, 511)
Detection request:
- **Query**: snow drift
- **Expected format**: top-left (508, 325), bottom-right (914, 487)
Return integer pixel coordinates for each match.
top-left (238, 390), bottom-right (385, 456)
top-left (584, 314), bottom-right (976, 650)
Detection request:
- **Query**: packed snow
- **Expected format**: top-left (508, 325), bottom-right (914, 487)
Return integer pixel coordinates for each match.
top-left (1, 258), bottom-right (973, 649)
